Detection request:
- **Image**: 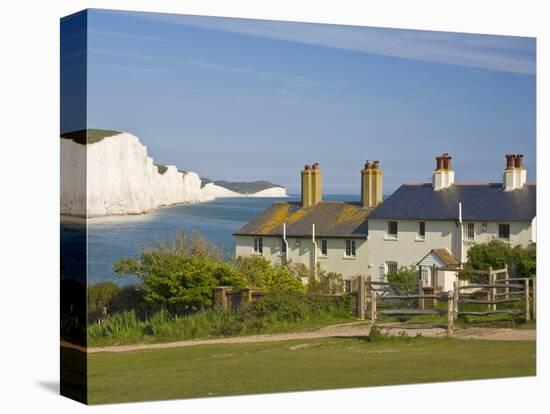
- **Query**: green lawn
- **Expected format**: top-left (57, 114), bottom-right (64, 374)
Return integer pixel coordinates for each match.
top-left (87, 336), bottom-right (536, 404)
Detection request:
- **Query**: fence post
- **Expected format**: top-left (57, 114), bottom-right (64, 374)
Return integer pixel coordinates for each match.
top-left (453, 281), bottom-right (459, 320)
top-left (357, 276), bottom-right (366, 320)
top-left (489, 267), bottom-right (497, 311)
top-left (504, 264), bottom-right (509, 301)
top-left (371, 290), bottom-right (377, 324)
top-left (418, 278), bottom-right (425, 310)
top-left (447, 291), bottom-right (454, 337)
top-left (524, 278), bottom-right (530, 322)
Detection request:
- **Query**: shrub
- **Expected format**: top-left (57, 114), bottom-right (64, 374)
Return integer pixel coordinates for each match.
top-left (114, 252), bottom-right (245, 313)
top-left (387, 266), bottom-right (417, 294)
top-left (463, 240), bottom-right (536, 282)
top-left (232, 256), bottom-right (305, 293)
top-left (307, 265), bottom-right (344, 294)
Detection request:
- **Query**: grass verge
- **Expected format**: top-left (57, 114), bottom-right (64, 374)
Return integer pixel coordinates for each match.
top-left (87, 336), bottom-right (535, 404)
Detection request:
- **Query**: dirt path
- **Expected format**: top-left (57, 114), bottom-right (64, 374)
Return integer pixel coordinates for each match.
top-left (78, 322), bottom-right (535, 354)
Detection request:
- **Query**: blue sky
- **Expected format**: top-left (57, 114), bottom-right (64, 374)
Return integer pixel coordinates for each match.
top-left (80, 9), bottom-right (535, 194)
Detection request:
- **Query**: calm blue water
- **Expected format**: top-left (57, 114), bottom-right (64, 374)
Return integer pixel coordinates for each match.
top-left (61, 194), bottom-right (359, 285)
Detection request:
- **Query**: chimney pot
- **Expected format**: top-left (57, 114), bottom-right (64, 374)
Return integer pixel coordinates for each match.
top-left (364, 160), bottom-right (371, 170)
top-left (312, 163), bottom-right (319, 171)
top-left (515, 154), bottom-right (524, 168)
top-left (305, 164), bottom-right (311, 170)
top-left (433, 153), bottom-right (455, 190)
top-left (505, 154), bottom-right (515, 169)
top-left (435, 156), bottom-right (443, 170)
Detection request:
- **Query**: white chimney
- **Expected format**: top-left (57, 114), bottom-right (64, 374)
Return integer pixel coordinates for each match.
top-left (503, 154), bottom-right (526, 191)
top-left (432, 153), bottom-right (454, 191)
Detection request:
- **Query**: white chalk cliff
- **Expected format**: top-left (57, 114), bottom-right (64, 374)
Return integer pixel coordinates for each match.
top-left (60, 130), bottom-right (287, 217)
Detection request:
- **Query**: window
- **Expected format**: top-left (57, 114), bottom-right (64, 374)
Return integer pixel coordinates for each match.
top-left (321, 239), bottom-right (328, 256)
top-left (386, 221), bottom-right (398, 239)
top-left (344, 280), bottom-right (352, 293)
top-left (253, 237), bottom-right (263, 254)
top-left (386, 261), bottom-right (398, 275)
top-left (281, 238), bottom-right (287, 254)
top-left (418, 221), bottom-right (426, 240)
top-left (498, 224), bottom-right (510, 240)
top-left (466, 223), bottom-right (475, 241)
top-left (345, 240), bottom-right (356, 257)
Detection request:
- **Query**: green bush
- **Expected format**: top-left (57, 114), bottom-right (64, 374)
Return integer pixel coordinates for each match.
top-left (463, 240), bottom-right (536, 282)
top-left (307, 265), bottom-right (344, 294)
top-left (232, 256), bottom-right (305, 293)
top-left (387, 266), bottom-right (417, 294)
top-left (114, 252), bottom-right (244, 312)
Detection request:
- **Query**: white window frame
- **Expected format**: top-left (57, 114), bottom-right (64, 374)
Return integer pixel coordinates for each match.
top-left (253, 237), bottom-right (263, 254)
top-left (417, 221), bottom-right (426, 240)
top-left (386, 261), bottom-right (398, 275)
top-left (344, 279), bottom-right (352, 293)
top-left (465, 222), bottom-right (475, 242)
top-left (345, 239), bottom-right (356, 257)
top-left (320, 239), bottom-right (328, 256)
top-left (498, 223), bottom-right (511, 241)
top-left (386, 221), bottom-right (398, 240)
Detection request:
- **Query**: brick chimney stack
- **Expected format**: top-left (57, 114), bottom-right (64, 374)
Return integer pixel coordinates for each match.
top-left (503, 154), bottom-right (526, 191)
top-left (432, 153), bottom-right (455, 191)
top-left (361, 159), bottom-right (383, 208)
top-left (301, 163), bottom-right (322, 208)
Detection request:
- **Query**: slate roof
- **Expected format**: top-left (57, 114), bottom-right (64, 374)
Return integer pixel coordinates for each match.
top-left (368, 183), bottom-right (536, 222)
top-left (234, 201), bottom-right (370, 238)
top-left (418, 248), bottom-right (460, 267)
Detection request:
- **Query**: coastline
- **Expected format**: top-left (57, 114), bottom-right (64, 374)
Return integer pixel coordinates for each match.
top-left (61, 193), bottom-right (289, 223)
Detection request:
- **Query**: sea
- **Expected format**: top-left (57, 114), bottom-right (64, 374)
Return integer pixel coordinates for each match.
top-left (61, 194), bottom-right (359, 285)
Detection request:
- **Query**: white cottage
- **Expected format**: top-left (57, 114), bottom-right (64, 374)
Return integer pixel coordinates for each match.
top-left (234, 153), bottom-right (536, 290)
top-left (234, 161), bottom-right (381, 281)
top-left (367, 153), bottom-right (536, 289)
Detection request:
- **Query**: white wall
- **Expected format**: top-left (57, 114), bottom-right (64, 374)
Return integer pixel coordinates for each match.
top-left (462, 220), bottom-right (535, 258)
top-left (235, 235), bottom-right (369, 279)
top-left (369, 218), bottom-right (535, 282)
top-left (368, 219), bottom-right (458, 282)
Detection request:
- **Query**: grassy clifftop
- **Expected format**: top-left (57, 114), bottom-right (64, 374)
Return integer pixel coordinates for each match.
top-left (60, 129), bottom-right (121, 144)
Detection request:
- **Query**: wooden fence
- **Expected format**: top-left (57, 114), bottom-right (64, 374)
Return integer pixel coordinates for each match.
top-left (352, 272), bottom-right (535, 338)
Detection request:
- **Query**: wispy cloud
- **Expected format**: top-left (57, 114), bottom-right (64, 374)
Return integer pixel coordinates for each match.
top-left (109, 10), bottom-right (535, 75)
